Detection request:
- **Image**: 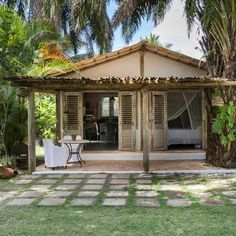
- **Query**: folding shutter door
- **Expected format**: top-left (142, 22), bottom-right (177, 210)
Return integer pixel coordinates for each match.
top-left (119, 92), bottom-right (136, 150)
top-left (64, 92), bottom-right (83, 136)
top-left (150, 91), bottom-right (167, 150)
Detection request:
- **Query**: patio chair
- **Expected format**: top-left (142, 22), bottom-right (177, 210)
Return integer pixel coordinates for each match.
top-left (63, 135), bottom-right (81, 162)
top-left (43, 139), bottom-right (68, 169)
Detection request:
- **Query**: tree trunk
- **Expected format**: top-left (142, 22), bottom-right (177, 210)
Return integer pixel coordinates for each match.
top-left (29, 0), bottom-right (45, 20)
top-left (205, 88), bottom-right (236, 167)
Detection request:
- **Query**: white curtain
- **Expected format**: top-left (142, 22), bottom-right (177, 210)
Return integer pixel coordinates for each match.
top-left (167, 92), bottom-right (202, 145)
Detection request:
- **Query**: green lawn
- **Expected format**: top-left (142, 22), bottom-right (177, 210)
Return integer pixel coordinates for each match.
top-left (1, 174), bottom-right (236, 235)
top-left (0, 205), bottom-right (236, 235)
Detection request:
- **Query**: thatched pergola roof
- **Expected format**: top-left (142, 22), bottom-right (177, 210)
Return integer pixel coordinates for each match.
top-left (5, 76), bottom-right (236, 92)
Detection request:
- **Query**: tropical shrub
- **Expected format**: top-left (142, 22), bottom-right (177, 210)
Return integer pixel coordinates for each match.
top-left (35, 93), bottom-right (56, 143)
top-left (212, 102), bottom-right (236, 150)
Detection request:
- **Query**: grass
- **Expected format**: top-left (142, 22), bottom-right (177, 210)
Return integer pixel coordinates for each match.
top-left (36, 145), bottom-right (44, 161)
top-left (1, 175), bottom-right (236, 235)
top-left (0, 205), bottom-right (236, 235)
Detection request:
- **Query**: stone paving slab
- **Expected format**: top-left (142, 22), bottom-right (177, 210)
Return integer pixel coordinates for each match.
top-left (109, 185), bottom-right (129, 191)
top-left (37, 179), bottom-right (58, 184)
top-left (81, 185), bottom-right (104, 190)
top-left (191, 192), bottom-right (214, 198)
top-left (186, 185), bottom-right (209, 191)
top-left (110, 179), bottom-right (130, 185)
top-left (136, 179), bottom-right (152, 184)
top-left (46, 191), bottom-right (73, 197)
top-left (111, 174), bottom-right (130, 179)
top-left (135, 191), bottom-right (158, 197)
top-left (167, 199), bottom-right (192, 207)
top-left (31, 185), bottom-right (52, 191)
top-left (19, 175), bottom-right (40, 179)
top-left (45, 174), bottom-right (65, 179)
top-left (62, 179), bottom-right (82, 184)
top-left (70, 198), bottom-right (96, 206)
top-left (163, 191), bottom-right (187, 198)
top-left (86, 179), bottom-right (106, 184)
top-left (38, 198), bottom-right (66, 206)
top-left (222, 191), bottom-right (236, 197)
top-left (77, 191), bottom-right (100, 197)
top-left (7, 198), bottom-right (36, 206)
top-left (55, 185), bottom-right (77, 190)
top-left (106, 191), bottom-right (129, 197)
top-left (135, 185), bottom-right (154, 191)
top-left (199, 199), bottom-right (224, 206)
top-left (89, 174), bottom-right (108, 179)
top-left (3, 184), bottom-right (24, 191)
top-left (18, 191), bottom-right (44, 198)
top-left (15, 180), bottom-right (33, 185)
top-left (135, 198), bottom-right (160, 207)
top-left (67, 174), bottom-right (87, 179)
top-left (160, 185), bottom-right (183, 191)
top-left (229, 198), bottom-right (236, 204)
top-left (0, 191), bottom-right (16, 199)
top-left (103, 198), bottom-right (126, 206)
top-left (134, 174), bottom-right (152, 179)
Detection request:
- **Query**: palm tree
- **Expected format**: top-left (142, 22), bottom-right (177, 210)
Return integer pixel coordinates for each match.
top-left (145, 33), bottom-right (172, 48)
top-left (30, 0), bottom-right (113, 56)
top-left (113, 0), bottom-right (236, 167)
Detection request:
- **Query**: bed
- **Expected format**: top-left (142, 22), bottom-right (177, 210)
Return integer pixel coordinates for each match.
top-left (168, 128), bottom-right (202, 145)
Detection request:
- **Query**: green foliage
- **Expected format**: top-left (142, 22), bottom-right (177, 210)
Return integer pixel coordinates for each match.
top-left (0, 6), bottom-right (33, 77)
top-left (212, 102), bottom-right (236, 149)
top-left (0, 154), bottom-right (16, 168)
top-left (35, 93), bottom-right (56, 142)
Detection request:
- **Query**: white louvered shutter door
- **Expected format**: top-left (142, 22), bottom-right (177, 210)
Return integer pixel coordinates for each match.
top-left (150, 91), bottom-right (167, 150)
top-left (119, 92), bottom-right (136, 150)
top-left (64, 93), bottom-right (83, 135)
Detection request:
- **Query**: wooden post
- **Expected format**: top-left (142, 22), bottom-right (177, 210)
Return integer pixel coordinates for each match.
top-left (28, 89), bottom-right (36, 174)
top-left (142, 86), bottom-right (149, 172)
top-left (56, 92), bottom-right (61, 145)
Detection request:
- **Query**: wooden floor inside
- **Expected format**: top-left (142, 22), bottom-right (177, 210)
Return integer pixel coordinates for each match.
top-left (37, 160), bottom-right (214, 172)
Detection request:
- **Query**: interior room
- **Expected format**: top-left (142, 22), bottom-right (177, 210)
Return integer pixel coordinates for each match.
top-left (167, 91), bottom-right (202, 150)
top-left (83, 92), bottom-right (119, 151)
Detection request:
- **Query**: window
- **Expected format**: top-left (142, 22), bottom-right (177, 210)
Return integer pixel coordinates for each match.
top-left (101, 96), bottom-right (118, 117)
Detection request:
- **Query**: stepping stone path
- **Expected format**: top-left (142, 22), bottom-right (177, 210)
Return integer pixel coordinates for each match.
top-left (1, 173), bottom-right (236, 207)
top-left (167, 199), bottom-right (192, 207)
top-left (136, 191), bottom-right (158, 197)
top-left (38, 198), bottom-right (66, 206)
top-left (135, 198), bottom-right (160, 207)
top-left (71, 198), bottom-right (96, 206)
top-left (103, 198), bottom-right (126, 206)
top-left (7, 198), bottom-right (36, 206)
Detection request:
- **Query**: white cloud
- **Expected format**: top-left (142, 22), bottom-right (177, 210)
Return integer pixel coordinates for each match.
top-left (152, 0), bottom-right (203, 59)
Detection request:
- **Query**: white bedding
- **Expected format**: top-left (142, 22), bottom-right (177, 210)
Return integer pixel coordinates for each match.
top-left (168, 129), bottom-right (202, 145)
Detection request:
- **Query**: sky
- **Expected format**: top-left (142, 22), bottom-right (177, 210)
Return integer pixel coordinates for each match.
top-left (108, 0), bottom-right (203, 59)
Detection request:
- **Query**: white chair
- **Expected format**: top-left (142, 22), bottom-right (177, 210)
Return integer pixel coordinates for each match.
top-left (63, 135), bottom-right (81, 162)
top-left (43, 139), bottom-right (68, 169)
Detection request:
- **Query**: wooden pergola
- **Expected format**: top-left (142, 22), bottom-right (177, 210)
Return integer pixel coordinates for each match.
top-left (5, 75), bottom-right (236, 174)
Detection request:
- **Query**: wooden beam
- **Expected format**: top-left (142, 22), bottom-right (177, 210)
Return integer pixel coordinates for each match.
top-left (142, 86), bottom-right (149, 172)
top-left (56, 92), bottom-right (61, 145)
top-left (28, 89), bottom-right (36, 174)
top-left (140, 50), bottom-right (144, 77)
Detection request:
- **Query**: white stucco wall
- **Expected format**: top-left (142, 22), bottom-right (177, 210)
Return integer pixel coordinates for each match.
top-left (69, 52), bottom-right (140, 78)
top-left (144, 52), bottom-right (206, 77)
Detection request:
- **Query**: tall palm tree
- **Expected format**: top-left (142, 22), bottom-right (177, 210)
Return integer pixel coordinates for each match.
top-left (33, 0), bottom-right (113, 56)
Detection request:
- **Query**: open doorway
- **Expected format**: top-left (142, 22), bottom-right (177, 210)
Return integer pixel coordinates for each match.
top-left (167, 91), bottom-right (202, 150)
top-left (83, 92), bottom-right (118, 150)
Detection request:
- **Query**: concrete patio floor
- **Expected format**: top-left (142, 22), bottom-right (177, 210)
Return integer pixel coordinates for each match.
top-left (1, 173), bottom-right (236, 208)
top-left (36, 160), bottom-right (213, 172)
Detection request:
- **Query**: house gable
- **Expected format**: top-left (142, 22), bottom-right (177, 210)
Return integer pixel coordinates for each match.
top-left (51, 40), bottom-right (207, 78)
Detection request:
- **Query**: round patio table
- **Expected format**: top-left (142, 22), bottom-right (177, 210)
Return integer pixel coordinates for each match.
top-left (58, 139), bottom-right (90, 166)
